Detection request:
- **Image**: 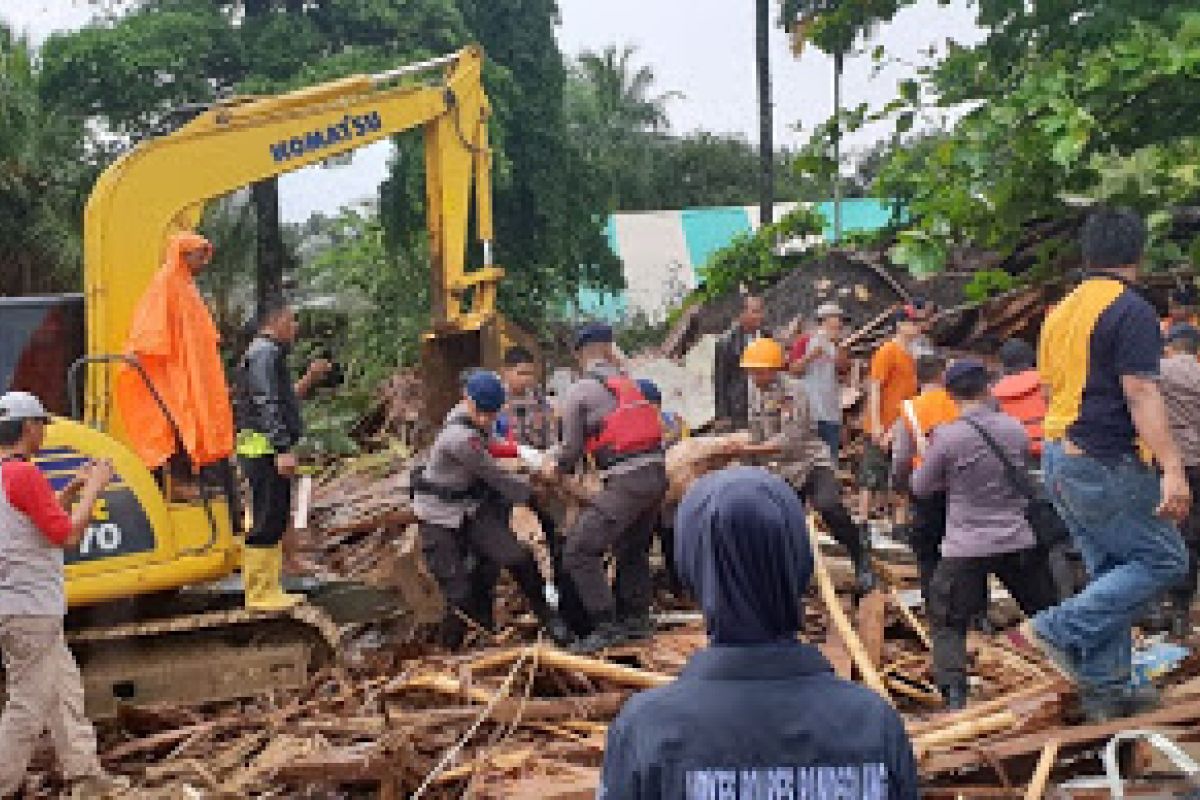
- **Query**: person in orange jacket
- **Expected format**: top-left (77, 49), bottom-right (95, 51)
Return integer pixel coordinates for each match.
top-left (890, 353), bottom-right (958, 604)
top-left (115, 232), bottom-right (234, 472)
top-left (991, 339), bottom-right (1045, 461)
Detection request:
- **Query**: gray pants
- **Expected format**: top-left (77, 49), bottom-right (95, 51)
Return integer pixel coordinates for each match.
top-left (563, 462), bottom-right (668, 620)
top-left (0, 615), bottom-right (102, 794)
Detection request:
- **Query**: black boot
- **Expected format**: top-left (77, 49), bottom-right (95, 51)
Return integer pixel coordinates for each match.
top-left (511, 558), bottom-right (575, 647)
top-left (940, 682), bottom-right (968, 711)
top-left (569, 614), bottom-right (629, 655)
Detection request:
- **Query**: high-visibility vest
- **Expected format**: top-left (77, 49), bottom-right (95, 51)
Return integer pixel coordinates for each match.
top-left (991, 370), bottom-right (1046, 457)
top-left (901, 387), bottom-right (959, 467)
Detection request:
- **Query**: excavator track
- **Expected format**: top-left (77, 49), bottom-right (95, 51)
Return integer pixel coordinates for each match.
top-left (67, 604), bottom-right (341, 719)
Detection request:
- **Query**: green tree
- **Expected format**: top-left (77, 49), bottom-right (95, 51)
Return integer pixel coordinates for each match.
top-left (877, 2), bottom-right (1200, 275)
top-left (378, 0), bottom-right (622, 331)
top-left (782, 0), bottom-right (914, 240)
top-left (38, 0), bottom-right (467, 306)
top-left (0, 26), bottom-right (93, 294)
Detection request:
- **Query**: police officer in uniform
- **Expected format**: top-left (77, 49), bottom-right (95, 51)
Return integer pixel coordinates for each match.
top-left (544, 323), bottom-right (668, 654)
top-left (413, 371), bottom-right (572, 648)
top-left (740, 338), bottom-right (876, 593)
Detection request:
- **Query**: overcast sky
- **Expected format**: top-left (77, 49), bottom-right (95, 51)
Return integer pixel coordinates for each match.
top-left (2, 0), bottom-right (982, 221)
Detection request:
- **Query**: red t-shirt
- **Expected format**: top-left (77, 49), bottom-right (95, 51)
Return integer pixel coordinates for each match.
top-left (2, 460), bottom-right (71, 546)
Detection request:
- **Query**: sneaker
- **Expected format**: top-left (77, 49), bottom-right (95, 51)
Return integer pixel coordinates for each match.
top-left (1080, 684), bottom-right (1161, 723)
top-left (1008, 621), bottom-right (1082, 684)
top-left (569, 621), bottom-right (630, 655)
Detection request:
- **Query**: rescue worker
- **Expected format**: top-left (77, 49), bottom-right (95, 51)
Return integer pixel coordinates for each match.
top-left (599, 467), bottom-right (918, 799)
top-left (991, 339), bottom-right (1045, 459)
top-left (890, 353), bottom-right (957, 605)
top-left (912, 360), bottom-right (1058, 709)
top-left (740, 337), bottom-right (876, 593)
top-left (414, 370), bottom-right (572, 648)
top-left (496, 346), bottom-right (555, 451)
top-left (636, 378), bottom-right (689, 446)
top-left (0, 392), bottom-right (128, 798)
top-left (234, 299), bottom-right (331, 610)
top-left (1163, 285), bottom-right (1200, 336)
top-left (637, 378), bottom-right (687, 596)
top-left (992, 338), bottom-right (1078, 600)
top-left (1160, 324), bottom-right (1200, 636)
top-left (545, 322), bottom-right (667, 654)
top-left (116, 231), bottom-right (233, 472)
top-left (713, 292), bottom-right (770, 431)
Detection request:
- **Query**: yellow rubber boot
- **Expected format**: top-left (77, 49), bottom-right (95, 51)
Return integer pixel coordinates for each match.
top-left (243, 546), bottom-right (303, 610)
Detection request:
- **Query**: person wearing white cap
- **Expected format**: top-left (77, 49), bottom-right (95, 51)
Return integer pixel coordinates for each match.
top-left (0, 392), bottom-right (127, 797)
top-left (792, 302), bottom-right (848, 460)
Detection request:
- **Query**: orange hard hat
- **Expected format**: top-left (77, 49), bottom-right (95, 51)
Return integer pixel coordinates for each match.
top-left (740, 337), bottom-right (784, 369)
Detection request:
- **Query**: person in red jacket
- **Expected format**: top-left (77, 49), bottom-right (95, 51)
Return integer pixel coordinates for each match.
top-left (991, 339), bottom-right (1045, 461)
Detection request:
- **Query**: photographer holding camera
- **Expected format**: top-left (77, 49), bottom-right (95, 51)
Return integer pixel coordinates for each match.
top-left (234, 298), bottom-right (332, 610)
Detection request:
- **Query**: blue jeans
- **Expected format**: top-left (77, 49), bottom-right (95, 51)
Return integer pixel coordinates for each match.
top-left (1034, 441), bottom-right (1188, 691)
top-left (817, 421), bottom-right (841, 461)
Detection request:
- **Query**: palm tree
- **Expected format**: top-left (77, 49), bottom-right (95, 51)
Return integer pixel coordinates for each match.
top-left (574, 45), bottom-right (680, 137)
top-left (0, 25), bottom-right (92, 293)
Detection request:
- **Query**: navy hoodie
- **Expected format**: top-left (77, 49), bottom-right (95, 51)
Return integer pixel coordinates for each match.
top-left (598, 467), bottom-right (918, 799)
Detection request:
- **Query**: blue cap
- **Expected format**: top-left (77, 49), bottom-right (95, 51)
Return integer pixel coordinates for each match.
top-left (944, 358), bottom-right (988, 390)
top-left (636, 378), bottom-right (662, 406)
top-left (1167, 323), bottom-right (1200, 344)
top-left (573, 321), bottom-right (614, 350)
top-left (465, 370), bottom-right (506, 412)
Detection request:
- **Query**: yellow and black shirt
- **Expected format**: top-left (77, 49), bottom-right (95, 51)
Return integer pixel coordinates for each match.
top-left (1039, 274), bottom-right (1162, 460)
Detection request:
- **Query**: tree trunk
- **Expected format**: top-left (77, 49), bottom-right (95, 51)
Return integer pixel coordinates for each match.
top-left (833, 49), bottom-right (844, 244)
top-left (756, 0), bottom-right (774, 226)
top-left (251, 178), bottom-right (284, 318)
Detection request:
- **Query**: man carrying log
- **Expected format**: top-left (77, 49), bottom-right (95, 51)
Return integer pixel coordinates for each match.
top-left (544, 322), bottom-right (667, 654)
top-left (739, 337), bottom-right (876, 593)
top-left (413, 370), bottom-right (573, 648)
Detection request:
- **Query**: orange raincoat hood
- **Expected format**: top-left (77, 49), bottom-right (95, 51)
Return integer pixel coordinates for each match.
top-left (991, 369), bottom-right (1046, 456)
top-left (115, 232), bottom-right (233, 469)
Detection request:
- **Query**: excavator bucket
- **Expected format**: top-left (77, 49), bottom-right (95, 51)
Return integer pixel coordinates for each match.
top-left (419, 315), bottom-right (538, 438)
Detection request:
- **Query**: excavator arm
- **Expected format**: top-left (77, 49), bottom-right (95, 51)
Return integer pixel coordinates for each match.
top-left (83, 44), bottom-right (515, 441)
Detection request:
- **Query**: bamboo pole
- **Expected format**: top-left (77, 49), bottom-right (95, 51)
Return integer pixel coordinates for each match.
top-left (1023, 739), bottom-right (1060, 800)
top-left (809, 513), bottom-right (892, 702)
top-left (889, 587), bottom-right (932, 650)
top-left (469, 645), bottom-right (672, 690)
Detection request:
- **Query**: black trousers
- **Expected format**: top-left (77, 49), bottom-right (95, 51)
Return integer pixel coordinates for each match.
top-left (799, 466), bottom-right (863, 565)
top-left (419, 501), bottom-right (547, 648)
top-left (909, 493), bottom-right (947, 606)
top-left (563, 463), bottom-right (667, 620)
top-left (1170, 465), bottom-right (1200, 608)
top-left (240, 455), bottom-right (291, 548)
top-left (929, 547), bottom-right (1057, 691)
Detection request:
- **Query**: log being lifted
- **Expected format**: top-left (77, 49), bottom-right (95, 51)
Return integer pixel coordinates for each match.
top-left (468, 645), bottom-right (672, 690)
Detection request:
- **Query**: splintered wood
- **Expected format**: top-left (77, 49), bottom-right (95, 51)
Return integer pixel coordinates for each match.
top-left (23, 441), bottom-right (1200, 797)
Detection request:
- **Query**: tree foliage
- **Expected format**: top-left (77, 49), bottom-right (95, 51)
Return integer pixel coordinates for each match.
top-left (875, 1), bottom-right (1200, 274)
top-left (0, 26), bottom-right (93, 294)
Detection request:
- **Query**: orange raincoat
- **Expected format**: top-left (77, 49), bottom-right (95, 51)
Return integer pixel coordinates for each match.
top-left (115, 232), bottom-right (234, 469)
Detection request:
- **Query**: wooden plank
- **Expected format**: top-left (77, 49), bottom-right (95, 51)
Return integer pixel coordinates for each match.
top-left (922, 697), bottom-right (1200, 776)
top-left (857, 589), bottom-right (886, 669)
top-left (1024, 739), bottom-right (1060, 800)
top-left (809, 513), bottom-right (891, 702)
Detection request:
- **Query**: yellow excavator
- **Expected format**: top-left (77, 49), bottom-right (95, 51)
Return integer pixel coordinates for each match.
top-left (1, 45), bottom-right (526, 715)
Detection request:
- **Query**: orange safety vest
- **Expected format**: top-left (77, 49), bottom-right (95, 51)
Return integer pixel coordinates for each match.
top-left (991, 370), bottom-right (1046, 457)
top-left (901, 387), bottom-right (959, 468)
